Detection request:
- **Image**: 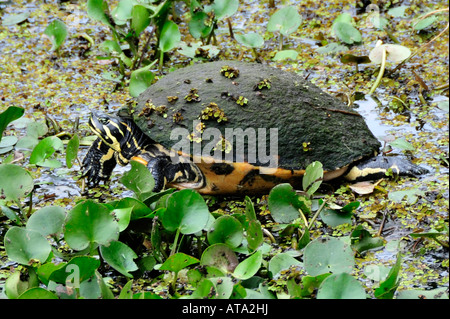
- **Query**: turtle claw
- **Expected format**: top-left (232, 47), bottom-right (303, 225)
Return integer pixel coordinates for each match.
top-left (81, 138), bottom-right (117, 187)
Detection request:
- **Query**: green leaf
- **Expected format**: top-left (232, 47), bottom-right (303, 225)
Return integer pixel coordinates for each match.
top-left (350, 225), bottom-right (384, 253)
top-left (111, 0), bottom-right (133, 25)
top-left (49, 256), bottom-right (101, 284)
top-left (414, 15), bottom-right (438, 30)
top-left (374, 252), bottom-right (402, 299)
top-left (268, 183), bottom-right (302, 224)
top-left (268, 252), bottom-right (302, 278)
top-left (159, 20), bottom-right (181, 53)
top-left (235, 32), bottom-right (264, 48)
top-left (112, 197), bottom-right (153, 220)
top-left (387, 5), bottom-right (409, 18)
top-left (267, 6), bottom-right (302, 36)
top-left (26, 206), bottom-right (66, 237)
top-left (120, 160), bottom-right (155, 199)
top-left (304, 236), bottom-right (355, 276)
top-left (397, 287), bottom-right (448, 299)
top-left (66, 134), bottom-right (80, 169)
top-left (302, 161), bottom-right (323, 195)
top-left (18, 287), bottom-right (58, 299)
top-left (317, 273), bottom-right (366, 299)
top-left (112, 207), bottom-right (132, 232)
top-left (4, 227), bottom-right (52, 265)
top-left (200, 243), bottom-right (239, 274)
top-left (44, 19), bottom-right (68, 52)
top-left (333, 21), bottom-right (362, 44)
top-left (87, 0), bottom-right (113, 28)
top-left (272, 49), bottom-right (298, 61)
top-left (0, 164), bottom-right (34, 201)
top-left (4, 268), bottom-right (39, 299)
top-left (129, 65), bottom-right (155, 98)
top-left (389, 137), bottom-right (415, 151)
top-left (388, 188), bottom-right (424, 205)
top-left (131, 5), bottom-right (151, 35)
top-left (100, 241), bottom-right (138, 278)
top-left (209, 0), bottom-right (239, 20)
top-left (188, 12), bottom-right (213, 39)
top-left (0, 106), bottom-right (24, 142)
top-left (210, 277), bottom-right (234, 299)
top-left (64, 200), bottom-right (119, 251)
top-left (159, 252), bottom-right (199, 274)
top-left (207, 215), bottom-right (243, 248)
top-left (162, 189), bottom-right (210, 234)
top-left (29, 136), bottom-right (64, 168)
top-left (233, 251), bottom-right (262, 280)
top-left (2, 12), bottom-right (30, 26)
top-left (320, 208), bottom-right (352, 227)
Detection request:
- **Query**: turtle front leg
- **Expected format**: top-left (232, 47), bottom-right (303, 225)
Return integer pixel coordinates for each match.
top-left (143, 155), bottom-right (205, 192)
top-left (82, 138), bottom-right (117, 185)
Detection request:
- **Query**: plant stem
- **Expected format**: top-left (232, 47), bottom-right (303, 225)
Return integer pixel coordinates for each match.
top-left (278, 34), bottom-right (283, 51)
top-left (227, 18), bottom-right (234, 39)
top-left (308, 200), bottom-right (326, 231)
top-left (159, 50), bottom-right (164, 72)
top-left (171, 228), bottom-right (181, 256)
top-left (368, 46), bottom-right (386, 95)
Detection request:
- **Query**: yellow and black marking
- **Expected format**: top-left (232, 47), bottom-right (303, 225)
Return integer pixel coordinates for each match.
top-left (82, 112), bottom-right (428, 194)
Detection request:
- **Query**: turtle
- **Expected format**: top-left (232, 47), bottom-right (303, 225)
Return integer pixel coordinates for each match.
top-left (81, 61), bottom-right (428, 194)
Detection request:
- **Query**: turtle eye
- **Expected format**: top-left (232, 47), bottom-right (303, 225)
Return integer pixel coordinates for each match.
top-left (98, 117), bottom-right (110, 125)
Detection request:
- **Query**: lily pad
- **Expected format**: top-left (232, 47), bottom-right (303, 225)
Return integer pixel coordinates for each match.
top-left (44, 19), bottom-right (68, 52)
top-left (235, 33), bottom-right (264, 48)
top-left (317, 273), bottom-right (366, 299)
top-left (159, 20), bottom-right (181, 53)
top-left (268, 183), bottom-right (303, 224)
top-left (268, 252), bottom-right (302, 278)
top-left (0, 106), bottom-right (24, 142)
top-left (4, 227), bottom-right (52, 265)
top-left (2, 12), bottom-right (30, 26)
top-left (26, 206), bottom-right (66, 237)
top-left (64, 200), bottom-right (119, 251)
top-left (267, 6), bottom-right (302, 36)
top-left (0, 164), bottom-right (34, 201)
top-left (120, 160), bottom-right (155, 199)
top-left (162, 189), bottom-right (210, 234)
top-left (272, 50), bottom-right (298, 61)
top-left (200, 243), bottom-right (239, 274)
top-left (159, 252), bottom-right (199, 274)
top-left (207, 215), bottom-right (243, 248)
top-left (304, 236), bottom-right (355, 276)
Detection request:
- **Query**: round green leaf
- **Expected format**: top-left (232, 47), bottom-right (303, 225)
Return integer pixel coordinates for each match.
top-left (317, 273), bottom-right (366, 299)
top-left (272, 49), bottom-right (298, 61)
top-left (233, 251), bottom-right (262, 280)
top-left (162, 189), bottom-right (210, 234)
top-left (64, 200), bottom-right (119, 251)
top-left (235, 32), bottom-right (264, 48)
top-left (209, 0), bottom-right (239, 20)
top-left (207, 215), bottom-right (243, 248)
top-left (111, 0), bottom-right (133, 25)
top-left (268, 252), bottom-right (302, 278)
top-left (4, 227), bottom-right (52, 265)
top-left (0, 106), bottom-right (25, 140)
top-left (268, 183), bottom-right (301, 224)
top-left (100, 241), bottom-right (138, 278)
top-left (4, 268), bottom-right (39, 299)
top-left (267, 6), bottom-right (302, 36)
top-left (129, 65), bottom-right (155, 98)
top-left (87, 0), bottom-right (113, 27)
top-left (189, 12), bottom-right (213, 39)
top-left (304, 236), bottom-right (355, 276)
top-left (333, 21), bottom-right (362, 44)
top-left (200, 243), bottom-right (239, 274)
top-left (26, 206), bottom-right (66, 237)
top-left (159, 20), bottom-right (181, 53)
top-left (0, 164), bottom-right (33, 201)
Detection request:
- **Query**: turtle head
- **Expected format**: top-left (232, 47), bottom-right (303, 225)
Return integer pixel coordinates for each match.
top-left (88, 112), bottom-right (129, 153)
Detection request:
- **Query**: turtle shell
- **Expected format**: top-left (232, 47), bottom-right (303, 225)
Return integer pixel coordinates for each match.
top-left (131, 61), bottom-right (380, 179)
